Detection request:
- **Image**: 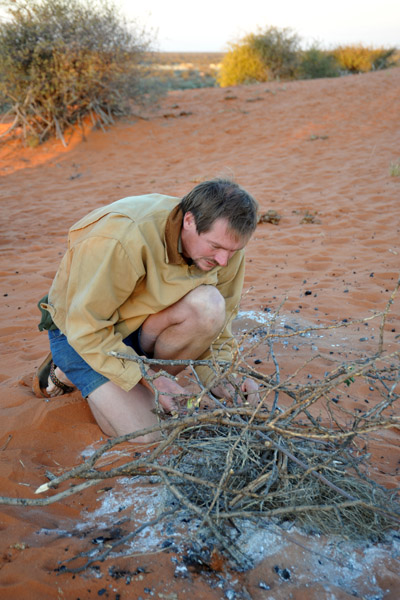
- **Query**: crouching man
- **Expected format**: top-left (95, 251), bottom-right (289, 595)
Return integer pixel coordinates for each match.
top-left (34, 179), bottom-right (259, 442)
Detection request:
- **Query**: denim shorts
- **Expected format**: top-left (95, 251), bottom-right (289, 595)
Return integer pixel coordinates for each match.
top-left (48, 328), bottom-right (148, 398)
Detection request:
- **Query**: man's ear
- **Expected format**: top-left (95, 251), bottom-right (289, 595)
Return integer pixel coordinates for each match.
top-left (182, 211), bottom-right (196, 231)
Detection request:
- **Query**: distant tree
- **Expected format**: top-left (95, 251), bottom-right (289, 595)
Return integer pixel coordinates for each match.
top-left (0, 0), bottom-right (155, 145)
top-left (218, 26), bottom-right (301, 87)
top-left (299, 45), bottom-right (340, 79)
top-left (248, 26), bottom-right (301, 80)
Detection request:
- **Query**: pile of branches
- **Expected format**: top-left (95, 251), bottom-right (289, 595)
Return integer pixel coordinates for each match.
top-left (1, 284), bottom-right (399, 571)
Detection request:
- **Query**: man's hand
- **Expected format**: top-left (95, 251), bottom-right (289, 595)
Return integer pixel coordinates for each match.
top-left (240, 377), bottom-right (260, 405)
top-left (211, 376), bottom-right (260, 406)
top-left (142, 369), bottom-right (187, 413)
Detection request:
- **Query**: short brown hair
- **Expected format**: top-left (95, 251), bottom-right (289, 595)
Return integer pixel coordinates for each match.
top-left (179, 179), bottom-right (258, 239)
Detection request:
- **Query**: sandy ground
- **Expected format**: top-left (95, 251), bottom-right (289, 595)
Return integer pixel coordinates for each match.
top-left (0, 68), bottom-right (399, 599)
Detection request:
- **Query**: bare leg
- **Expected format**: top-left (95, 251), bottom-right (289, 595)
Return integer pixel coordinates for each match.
top-left (87, 381), bottom-right (160, 443)
top-left (58, 285), bottom-right (226, 440)
top-left (140, 284), bottom-right (226, 375)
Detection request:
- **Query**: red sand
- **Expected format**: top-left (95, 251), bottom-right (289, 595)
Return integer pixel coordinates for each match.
top-left (0, 69), bottom-right (399, 599)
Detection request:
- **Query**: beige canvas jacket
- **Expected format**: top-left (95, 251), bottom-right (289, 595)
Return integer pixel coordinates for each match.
top-left (40, 194), bottom-right (245, 391)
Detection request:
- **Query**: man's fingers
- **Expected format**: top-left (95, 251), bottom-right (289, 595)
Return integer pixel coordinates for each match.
top-left (158, 395), bottom-right (179, 413)
top-left (211, 382), bottom-right (235, 400)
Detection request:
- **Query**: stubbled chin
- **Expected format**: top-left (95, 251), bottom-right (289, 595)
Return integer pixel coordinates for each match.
top-left (197, 259), bottom-right (216, 271)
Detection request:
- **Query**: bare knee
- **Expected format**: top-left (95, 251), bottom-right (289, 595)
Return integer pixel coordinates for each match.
top-left (183, 285), bottom-right (226, 335)
top-left (87, 382), bottom-right (161, 443)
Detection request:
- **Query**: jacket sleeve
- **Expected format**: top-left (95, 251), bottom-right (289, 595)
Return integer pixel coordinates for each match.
top-left (194, 251), bottom-right (245, 387)
top-left (60, 235), bottom-right (145, 391)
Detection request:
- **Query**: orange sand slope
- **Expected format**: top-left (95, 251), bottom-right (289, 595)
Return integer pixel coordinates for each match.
top-left (0, 69), bottom-right (399, 599)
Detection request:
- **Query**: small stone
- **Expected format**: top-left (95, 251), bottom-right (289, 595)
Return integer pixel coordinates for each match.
top-left (305, 290), bottom-right (312, 296)
top-left (254, 359), bottom-right (262, 364)
top-left (259, 581), bottom-right (271, 590)
top-left (274, 565), bottom-right (291, 580)
top-left (92, 536), bottom-right (105, 545)
top-left (359, 337), bottom-right (368, 342)
top-left (174, 564), bottom-right (189, 579)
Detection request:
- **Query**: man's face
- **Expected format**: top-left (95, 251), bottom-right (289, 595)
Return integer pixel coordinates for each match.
top-left (181, 212), bottom-right (248, 271)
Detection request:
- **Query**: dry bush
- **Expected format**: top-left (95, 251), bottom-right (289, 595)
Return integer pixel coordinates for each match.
top-left (0, 0), bottom-right (156, 145)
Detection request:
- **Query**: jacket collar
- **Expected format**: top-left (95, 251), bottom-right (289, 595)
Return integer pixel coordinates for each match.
top-left (164, 205), bottom-right (188, 265)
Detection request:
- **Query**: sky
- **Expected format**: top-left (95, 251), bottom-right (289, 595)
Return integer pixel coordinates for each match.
top-left (120, 0), bottom-right (400, 52)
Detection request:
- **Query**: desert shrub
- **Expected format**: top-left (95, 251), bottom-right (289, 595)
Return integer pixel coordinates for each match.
top-left (217, 41), bottom-right (268, 87)
top-left (218, 26), bottom-right (300, 87)
top-left (333, 45), bottom-right (398, 73)
top-left (389, 160), bottom-right (400, 177)
top-left (299, 46), bottom-right (340, 79)
top-left (0, 0), bottom-right (154, 145)
top-left (249, 26), bottom-right (301, 80)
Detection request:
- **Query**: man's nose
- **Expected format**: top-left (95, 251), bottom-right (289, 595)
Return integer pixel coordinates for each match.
top-left (215, 249), bottom-right (230, 266)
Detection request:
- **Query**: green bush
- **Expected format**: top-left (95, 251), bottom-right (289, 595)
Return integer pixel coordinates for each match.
top-left (299, 46), bottom-right (340, 79)
top-left (218, 26), bottom-right (300, 87)
top-left (249, 26), bottom-right (300, 80)
top-left (0, 0), bottom-right (154, 145)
